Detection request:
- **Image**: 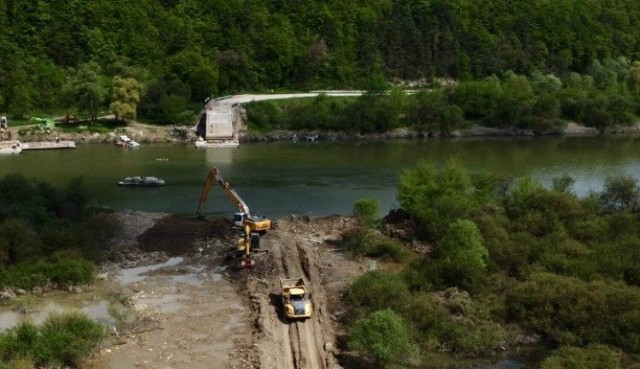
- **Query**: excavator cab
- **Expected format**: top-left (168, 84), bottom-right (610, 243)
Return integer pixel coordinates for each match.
top-left (233, 212), bottom-right (246, 228)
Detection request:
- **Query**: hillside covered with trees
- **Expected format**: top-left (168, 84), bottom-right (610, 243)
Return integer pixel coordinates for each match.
top-left (2, 0), bottom-right (640, 125)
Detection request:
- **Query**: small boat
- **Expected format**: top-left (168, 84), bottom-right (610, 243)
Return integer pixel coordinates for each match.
top-left (118, 176), bottom-right (165, 186)
top-left (0, 140), bottom-right (22, 155)
top-left (114, 135), bottom-right (140, 148)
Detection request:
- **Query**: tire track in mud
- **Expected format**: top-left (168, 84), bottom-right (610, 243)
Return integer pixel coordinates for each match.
top-left (260, 224), bottom-right (330, 369)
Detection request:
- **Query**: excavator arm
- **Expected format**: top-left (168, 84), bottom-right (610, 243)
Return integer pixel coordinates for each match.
top-left (196, 167), bottom-right (251, 215)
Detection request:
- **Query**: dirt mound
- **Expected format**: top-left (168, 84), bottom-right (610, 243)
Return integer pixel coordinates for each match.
top-left (137, 215), bottom-right (234, 256)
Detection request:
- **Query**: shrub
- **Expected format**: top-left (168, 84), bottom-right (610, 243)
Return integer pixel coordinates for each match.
top-left (431, 219), bottom-right (488, 292)
top-left (353, 198), bottom-right (380, 229)
top-left (540, 344), bottom-right (623, 369)
top-left (347, 271), bottom-right (411, 320)
top-left (348, 309), bottom-right (418, 367)
top-left (0, 357), bottom-right (36, 369)
top-left (397, 160), bottom-right (478, 240)
top-left (365, 239), bottom-right (410, 262)
top-left (38, 312), bottom-right (106, 367)
top-left (340, 228), bottom-right (371, 255)
top-left (400, 290), bottom-right (506, 355)
top-left (47, 258), bottom-right (94, 286)
top-left (506, 273), bottom-right (640, 352)
top-left (0, 312), bottom-right (105, 368)
top-left (0, 258), bottom-right (95, 290)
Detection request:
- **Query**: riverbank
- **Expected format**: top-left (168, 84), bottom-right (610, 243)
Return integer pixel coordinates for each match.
top-left (8, 119), bottom-right (640, 146)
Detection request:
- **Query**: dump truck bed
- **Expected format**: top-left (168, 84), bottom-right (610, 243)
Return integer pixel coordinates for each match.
top-left (280, 277), bottom-right (305, 290)
top-left (280, 277), bottom-right (312, 319)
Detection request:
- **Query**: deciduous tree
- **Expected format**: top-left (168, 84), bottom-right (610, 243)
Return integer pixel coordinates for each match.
top-left (109, 76), bottom-right (142, 123)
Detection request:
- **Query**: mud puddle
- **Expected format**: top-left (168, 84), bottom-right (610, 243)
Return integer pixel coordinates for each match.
top-left (88, 258), bottom-right (251, 369)
top-left (0, 256), bottom-right (251, 369)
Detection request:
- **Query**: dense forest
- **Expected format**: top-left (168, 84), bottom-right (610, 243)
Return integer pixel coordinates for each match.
top-left (2, 0), bottom-right (640, 125)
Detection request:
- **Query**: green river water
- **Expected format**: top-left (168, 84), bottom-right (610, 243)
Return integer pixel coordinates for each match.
top-left (1, 136), bottom-right (640, 218)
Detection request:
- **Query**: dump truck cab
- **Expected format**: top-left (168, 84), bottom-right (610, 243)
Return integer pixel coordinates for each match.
top-left (281, 277), bottom-right (312, 319)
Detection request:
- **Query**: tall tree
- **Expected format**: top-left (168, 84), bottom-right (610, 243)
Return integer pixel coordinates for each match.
top-left (64, 62), bottom-right (106, 122)
top-left (109, 76), bottom-right (142, 123)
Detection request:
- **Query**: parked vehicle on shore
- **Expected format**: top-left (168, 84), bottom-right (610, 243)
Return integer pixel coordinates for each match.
top-left (114, 135), bottom-right (140, 148)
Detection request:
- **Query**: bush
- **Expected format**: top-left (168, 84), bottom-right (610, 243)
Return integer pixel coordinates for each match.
top-left (340, 228), bottom-right (371, 255)
top-left (365, 239), bottom-right (410, 262)
top-left (348, 309), bottom-right (418, 367)
top-left (347, 271), bottom-right (411, 320)
top-left (506, 273), bottom-right (640, 352)
top-left (541, 344), bottom-right (623, 369)
top-left (397, 160), bottom-right (478, 240)
top-left (353, 198), bottom-right (380, 229)
top-left (431, 219), bottom-right (488, 292)
top-left (400, 290), bottom-right (506, 355)
top-left (341, 229), bottom-right (410, 262)
top-left (38, 312), bottom-right (106, 367)
top-left (0, 312), bottom-right (105, 368)
top-left (0, 258), bottom-right (95, 290)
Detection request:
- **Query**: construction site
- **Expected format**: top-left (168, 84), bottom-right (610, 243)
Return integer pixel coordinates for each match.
top-left (88, 167), bottom-right (371, 369)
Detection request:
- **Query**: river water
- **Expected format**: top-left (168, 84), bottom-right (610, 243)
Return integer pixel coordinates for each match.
top-left (1, 136), bottom-right (640, 218)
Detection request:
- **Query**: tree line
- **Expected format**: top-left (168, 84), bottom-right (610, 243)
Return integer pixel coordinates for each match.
top-left (2, 0), bottom-right (640, 125)
top-left (246, 61), bottom-right (640, 135)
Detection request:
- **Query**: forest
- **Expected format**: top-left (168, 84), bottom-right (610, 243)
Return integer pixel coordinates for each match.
top-left (1, 0), bottom-right (640, 127)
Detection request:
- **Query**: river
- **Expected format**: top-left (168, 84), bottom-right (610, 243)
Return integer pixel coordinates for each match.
top-left (1, 136), bottom-right (640, 218)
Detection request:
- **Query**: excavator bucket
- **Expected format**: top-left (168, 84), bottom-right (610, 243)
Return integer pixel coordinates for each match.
top-left (239, 257), bottom-right (255, 268)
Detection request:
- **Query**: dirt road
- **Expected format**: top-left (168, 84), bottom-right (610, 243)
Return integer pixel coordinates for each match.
top-left (240, 215), bottom-right (365, 369)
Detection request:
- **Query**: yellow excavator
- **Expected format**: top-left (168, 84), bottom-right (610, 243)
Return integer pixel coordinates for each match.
top-left (197, 166), bottom-right (272, 233)
top-left (235, 224), bottom-right (262, 268)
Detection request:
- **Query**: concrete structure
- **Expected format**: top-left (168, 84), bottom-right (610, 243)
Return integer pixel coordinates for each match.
top-left (195, 108), bottom-right (239, 148)
top-left (22, 141), bottom-right (76, 150)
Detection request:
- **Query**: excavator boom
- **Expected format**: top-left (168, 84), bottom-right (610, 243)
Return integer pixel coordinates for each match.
top-left (196, 166), bottom-right (272, 233)
top-left (197, 167), bottom-right (251, 215)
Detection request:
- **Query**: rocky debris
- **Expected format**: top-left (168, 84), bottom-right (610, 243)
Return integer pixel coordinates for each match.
top-left (0, 289), bottom-right (16, 300)
top-left (108, 246), bottom-right (169, 268)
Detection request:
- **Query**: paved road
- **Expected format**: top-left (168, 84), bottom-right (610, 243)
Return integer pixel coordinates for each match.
top-left (198, 92), bottom-right (366, 139)
top-left (205, 91), bottom-right (366, 109)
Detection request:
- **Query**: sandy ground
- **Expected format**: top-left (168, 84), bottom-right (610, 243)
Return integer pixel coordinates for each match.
top-left (84, 212), bottom-right (366, 369)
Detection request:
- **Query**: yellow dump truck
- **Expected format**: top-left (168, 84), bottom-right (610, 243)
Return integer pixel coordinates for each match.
top-left (280, 277), bottom-right (312, 319)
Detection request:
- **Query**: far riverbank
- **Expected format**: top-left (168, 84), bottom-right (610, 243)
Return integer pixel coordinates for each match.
top-left (6, 119), bottom-right (640, 146)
